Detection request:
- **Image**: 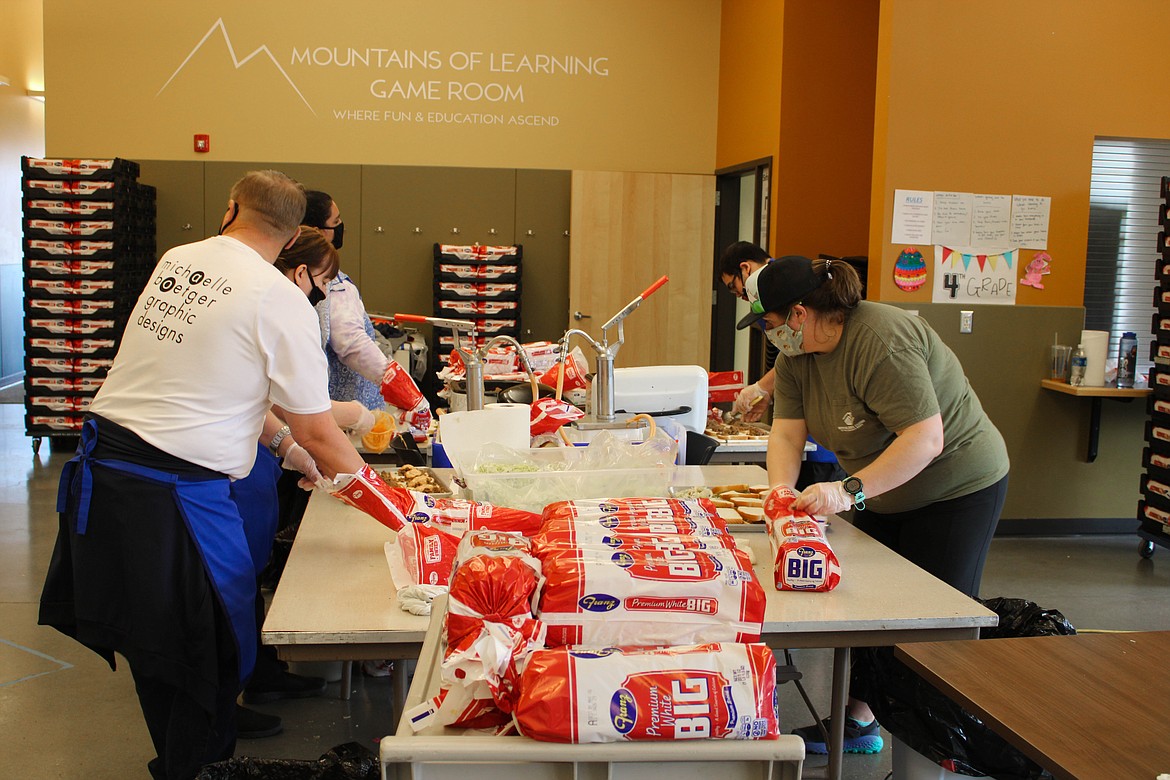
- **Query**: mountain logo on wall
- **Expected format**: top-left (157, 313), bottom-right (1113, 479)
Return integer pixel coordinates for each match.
top-left (156, 17), bottom-right (315, 115)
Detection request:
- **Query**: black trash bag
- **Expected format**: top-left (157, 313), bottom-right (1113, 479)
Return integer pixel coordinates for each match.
top-left (978, 597), bottom-right (1076, 640)
top-left (852, 597), bottom-right (1075, 780)
top-left (195, 741), bottom-right (380, 780)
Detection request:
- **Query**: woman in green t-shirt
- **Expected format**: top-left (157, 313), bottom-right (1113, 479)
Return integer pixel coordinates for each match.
top-left (738, 254), bottom-right (1009, 755)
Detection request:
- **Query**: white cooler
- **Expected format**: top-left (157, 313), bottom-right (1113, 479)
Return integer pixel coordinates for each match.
top-left (602, 365), bottom-right (708, 433)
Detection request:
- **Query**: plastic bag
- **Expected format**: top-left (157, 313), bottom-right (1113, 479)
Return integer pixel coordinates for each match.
top-left (576, 429), bottom-right (678, 470)
top-left (195, 741), bottom-right (378, 780)
top-left (852, 597), bottom-right (1076, 779)
top-left (979, 597), bottom-right (1077, 639)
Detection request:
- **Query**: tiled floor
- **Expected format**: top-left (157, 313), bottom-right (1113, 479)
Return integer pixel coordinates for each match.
top-left (1, 402), bottom-right (1168, 779)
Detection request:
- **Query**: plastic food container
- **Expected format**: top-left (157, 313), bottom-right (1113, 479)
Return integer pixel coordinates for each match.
top-left (361, 410), bottom-right (395, 454)
top-left (457, 446), bottom-right (674, 514)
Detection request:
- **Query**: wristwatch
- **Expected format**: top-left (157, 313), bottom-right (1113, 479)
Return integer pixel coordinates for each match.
top-left (268, 424), bottom-right (292, 456)
top-left (842, 475), bottom-right (866, 510)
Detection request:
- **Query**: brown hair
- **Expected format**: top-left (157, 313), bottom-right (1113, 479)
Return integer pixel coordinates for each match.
top-left (229, 170), bottom-right (306, 239)
top-left (802, 257), bottom-right (863, 321)
top-left (275, 226), bottom-right (340, 279)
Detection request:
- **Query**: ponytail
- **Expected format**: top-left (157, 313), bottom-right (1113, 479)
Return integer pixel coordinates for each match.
top-left (804, 257), bottom-right (863, 316)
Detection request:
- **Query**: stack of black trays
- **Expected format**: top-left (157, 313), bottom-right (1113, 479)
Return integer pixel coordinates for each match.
top-left (1139, 176), bottom-right (1170, 555)
top-left (431, 242), bottom-right (522, 368)
top-left (21, 157), bottom-right (157, 446)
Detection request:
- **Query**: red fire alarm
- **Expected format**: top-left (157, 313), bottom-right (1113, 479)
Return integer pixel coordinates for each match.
top-left (194, 134), bottom-right (210, 153)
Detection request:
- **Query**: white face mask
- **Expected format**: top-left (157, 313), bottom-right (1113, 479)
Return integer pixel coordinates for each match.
top-left (765, 312), bottom-right (805, 357)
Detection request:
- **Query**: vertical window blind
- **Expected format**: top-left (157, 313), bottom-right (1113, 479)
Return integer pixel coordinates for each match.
top-left (1087, 137), bottom-right (1170, 378)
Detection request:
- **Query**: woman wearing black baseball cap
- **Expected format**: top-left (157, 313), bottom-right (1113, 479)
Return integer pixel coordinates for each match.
top-left (741, 255), bottom-right (1009, 755)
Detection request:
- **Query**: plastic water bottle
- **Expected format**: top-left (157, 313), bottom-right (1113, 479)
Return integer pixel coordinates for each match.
top-left (1117, 331), bottom-right (1137, 388)
top-left (1069, 344), bottom-right (1087, 386)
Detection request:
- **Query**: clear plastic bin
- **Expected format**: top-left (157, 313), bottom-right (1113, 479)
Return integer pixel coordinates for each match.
top-left (456, 446), bottom-right (674, 513)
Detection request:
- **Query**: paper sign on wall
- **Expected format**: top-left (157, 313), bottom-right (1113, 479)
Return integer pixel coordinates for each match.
top-left (931, 246), bottom-right (1018, 305)
top-left (1009, 195), bottom-right (1051, 249)
top-left (931, 192), bottom-right (974, 247)
top-left (891, 190), bottom-right (934, 244)
top-left (971, 194), bottom-right (1011, 246)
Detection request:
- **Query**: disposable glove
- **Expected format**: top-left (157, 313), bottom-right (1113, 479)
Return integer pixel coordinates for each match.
top-left (792, 480), bottom-right (854, 516)
top-left (281, 442), bottom-right (323, 486)
top-left (734, 382), bottom-right (769, 420)
top-left (328, 463), bottom-right (409, 531)
top-left (342, 402), bottom-right (377, 438)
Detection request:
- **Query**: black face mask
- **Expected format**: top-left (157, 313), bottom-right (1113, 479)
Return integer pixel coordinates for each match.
top-left (218, 202), bottom-right (239, 235)
top-left (308, 285), bottom-right (326, 306)
top-left (330, 222), bottom-right (344, 250)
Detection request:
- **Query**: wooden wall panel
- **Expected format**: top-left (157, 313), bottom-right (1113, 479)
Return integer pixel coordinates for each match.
top-left (570, 171), bottom-right (714, 369)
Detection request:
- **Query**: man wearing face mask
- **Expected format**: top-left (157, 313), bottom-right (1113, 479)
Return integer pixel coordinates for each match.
top-left (738, 255), bottom-right (1009, 756)
top-left (302, 190), bottom-right (430, 438)
top-left (38, 171), bottom-right (399, 779)
top-left (720, 242), bottom-right (844, 488)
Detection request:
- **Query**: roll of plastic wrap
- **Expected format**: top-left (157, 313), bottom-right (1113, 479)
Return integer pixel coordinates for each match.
top-left (1080, 329), bottom-right (1109, 387)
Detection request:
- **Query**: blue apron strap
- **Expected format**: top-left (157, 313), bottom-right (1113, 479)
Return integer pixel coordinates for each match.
top-left (57, 418), bottom-right (98, 532)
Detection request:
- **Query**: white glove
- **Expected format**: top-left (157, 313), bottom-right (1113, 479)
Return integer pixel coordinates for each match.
top-left (792, 480), bottom-right (854, 516)
top-left (281, 442), bottom-right (323, 486)
top-left (342, 402), bottom-right (377, 438)
top-left (734, 382), bottom-right (769, 417)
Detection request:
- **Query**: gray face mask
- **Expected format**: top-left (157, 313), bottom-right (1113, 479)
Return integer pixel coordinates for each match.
top-left (765, 312), bottom-right (805, 357)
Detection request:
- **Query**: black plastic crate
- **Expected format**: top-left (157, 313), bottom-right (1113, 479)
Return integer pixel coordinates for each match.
top-left (24, 317), bottom-right (121, 339)
top-left (22, 156), bottom-right (139, 180)
top-left (24, 337), bottom-right (119, 359)
top-left (433, 242), bottom-right (522, 263)
top-left (23, 178), bottom-right (130, 201)
top-left (24, 218), bottom-right (122, 241)
top-left (434, 280), bottom-right (521, 302)
top-left (25, 297), bottom-right (121, 318)
top-left (23, 199), bottom-right (128, 220)
top-left (23, 258), bottom-right (118, 280)
top-left (25, 395), bottom-right (94, 416)
top-left (435, 299), bottom-right (520, 318)
top-left (24, 355), bottom-right (113, 377)
top-left (24, 413), bottom-right (85, 434)
top-left (25, 374), bottom-right (105, 395)
top-left (435, 261), bottom-right (522, 283)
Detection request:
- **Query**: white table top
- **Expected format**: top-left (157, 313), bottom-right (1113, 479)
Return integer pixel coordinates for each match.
top-left (263, 463), bottom-right (996, 656)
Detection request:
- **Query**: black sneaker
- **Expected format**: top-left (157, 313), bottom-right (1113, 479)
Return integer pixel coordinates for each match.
top-left (235, 704), bottom-right (283, 739)
top-left (792, 716), bottom-right (883, 754)
top-left (243, 670), bottom-right (328, 704)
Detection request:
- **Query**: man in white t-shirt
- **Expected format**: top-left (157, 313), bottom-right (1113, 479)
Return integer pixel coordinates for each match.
top-left (40, 171), bottom-right (369, 780)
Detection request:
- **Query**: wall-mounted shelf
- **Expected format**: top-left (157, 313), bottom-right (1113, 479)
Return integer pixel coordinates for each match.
top-left (1040, 379), bottom-right (1150, 462)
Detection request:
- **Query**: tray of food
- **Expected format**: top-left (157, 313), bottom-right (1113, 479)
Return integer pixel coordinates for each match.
top-left (671, 482), bottom-right (772, 527)
top-left (705, 418), bottom-right (771, 441)
top-left (375, 464), bottom-right (452, 496)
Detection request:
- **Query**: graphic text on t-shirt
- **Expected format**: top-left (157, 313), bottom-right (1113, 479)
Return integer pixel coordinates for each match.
top-left (134, 259), bottom-right (234, 345)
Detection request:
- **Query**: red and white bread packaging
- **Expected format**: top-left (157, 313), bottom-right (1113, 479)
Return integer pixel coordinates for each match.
top-left (513, 643), bottom-right (780, 743)
top-left (531, 500), bottom-right (765, 647)
top-left (408, 531), bottom-right (545, 732)
top-left (763, 485), bottom-right (842, 591)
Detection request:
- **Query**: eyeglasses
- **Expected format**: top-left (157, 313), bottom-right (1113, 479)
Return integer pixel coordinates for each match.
top-left (725, 275), bottom-right (748, 300)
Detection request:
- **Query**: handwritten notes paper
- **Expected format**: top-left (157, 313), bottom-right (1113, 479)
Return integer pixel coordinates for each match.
top-left (1009, 195), bottom-right (1051, 249)
top-left (931, 192), bottom-right (974, 247)
top-left (891, 190), bottom-right (1049, 250)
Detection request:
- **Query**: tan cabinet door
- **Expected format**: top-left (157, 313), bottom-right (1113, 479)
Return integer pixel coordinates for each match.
top-left (569, 171), bottom-right (715, 369)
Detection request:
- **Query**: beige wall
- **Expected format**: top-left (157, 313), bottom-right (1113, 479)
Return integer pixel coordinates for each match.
top-left (869, 0), bottom-right (1170, 306)
top-left (1, 0), bottom-right (45, 267)
top-left (44, 0), bottom-right (719, 174)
